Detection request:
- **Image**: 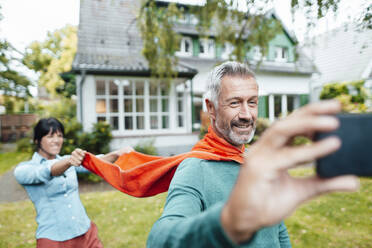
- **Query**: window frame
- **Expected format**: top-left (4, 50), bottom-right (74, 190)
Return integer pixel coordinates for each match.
top-left (199, 38), bottom-right (215, 58)
top-left (94, 77), bottom-right (188, 136)
top-left (176, 37), bottom-right (193, 57)
top-left (274, 46), bottom-right (289, 62)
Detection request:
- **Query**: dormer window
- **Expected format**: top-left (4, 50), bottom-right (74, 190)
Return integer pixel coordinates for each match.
top-left (274, 46), bottom-right (288, 62)
top-left (176, 37), bottom-right (193, 57)
top-left (199, 38), bottom-right (215, 58)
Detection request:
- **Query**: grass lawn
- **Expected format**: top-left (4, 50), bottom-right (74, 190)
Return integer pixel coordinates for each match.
top-left (0, 168), bottom-right (370, 247)
top-left (0, 152), bottom-right (31, 176)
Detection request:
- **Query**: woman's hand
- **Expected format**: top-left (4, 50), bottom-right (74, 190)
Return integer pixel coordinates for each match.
top-left (69, 148), bottom-right (87, 167)
top-left (100, 146), bottom-right (134, 163)
top-left (115, 146), bottom-right (134, 157)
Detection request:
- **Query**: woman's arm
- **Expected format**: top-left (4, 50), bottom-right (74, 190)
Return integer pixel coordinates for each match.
top-left (99, 146), bottom-right (134, 163)
top-left (51, 148), bottom-right (86, 176)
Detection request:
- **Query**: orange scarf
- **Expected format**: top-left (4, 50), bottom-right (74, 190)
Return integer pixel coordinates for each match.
top-left (82, 126), bottom-right (244, 197)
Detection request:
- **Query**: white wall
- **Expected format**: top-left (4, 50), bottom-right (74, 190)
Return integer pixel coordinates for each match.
top-left (81, 75), bottom-right (97, 132)
top-left (256, 72), bottom-right (311, 95)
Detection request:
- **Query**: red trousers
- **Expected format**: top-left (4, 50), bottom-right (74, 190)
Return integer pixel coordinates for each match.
top-left (36, 222), bottom-right (103, 248)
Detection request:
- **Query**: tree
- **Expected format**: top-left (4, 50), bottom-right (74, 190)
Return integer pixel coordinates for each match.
top-left (23, 25), bottom-right (77, 96)
top-left (138, 0), bottom-right (372, 78)
top-left (0, 6), bottom-right (32, 98)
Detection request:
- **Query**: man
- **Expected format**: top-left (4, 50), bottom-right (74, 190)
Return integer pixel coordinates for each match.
top-left (146, 61), bottom-right (358, 247)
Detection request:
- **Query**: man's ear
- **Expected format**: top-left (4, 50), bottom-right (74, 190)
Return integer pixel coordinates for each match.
top-left (205, 99), bottom-right (216, 122)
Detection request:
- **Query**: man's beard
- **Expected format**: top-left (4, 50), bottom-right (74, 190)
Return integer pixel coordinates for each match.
top-left (215, 117), bottom-right (256, 146)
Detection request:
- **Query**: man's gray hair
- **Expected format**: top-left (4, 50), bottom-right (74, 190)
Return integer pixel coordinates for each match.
top-left (205, 61), bottom-right (256, 107)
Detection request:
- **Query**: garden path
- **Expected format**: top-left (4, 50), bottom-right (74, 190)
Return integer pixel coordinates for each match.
top-left (0, 168), bottom-right (114, 203)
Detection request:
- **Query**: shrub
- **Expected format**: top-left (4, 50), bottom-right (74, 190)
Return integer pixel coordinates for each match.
top-left (77, 173), bottom-right (103, 183)
top-left (250, 118), bottom-right (270, 144)
top-left (60, 120), bottom-right (112, 155)
top-left (320, 80), bottom-right (370, 113)
top-left (16, 137), bottom-right (33, 153)
top-left (134, 140), bottom-right (158, 155)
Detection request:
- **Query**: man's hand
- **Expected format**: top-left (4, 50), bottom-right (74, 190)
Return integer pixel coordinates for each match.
top-left (69, 148), bottom-right (86, 167)
top-left (221, 100), bottom-right (359, 243)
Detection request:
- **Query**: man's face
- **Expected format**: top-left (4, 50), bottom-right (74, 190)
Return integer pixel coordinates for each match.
top-left (210, 75), bottom-right (258, 148)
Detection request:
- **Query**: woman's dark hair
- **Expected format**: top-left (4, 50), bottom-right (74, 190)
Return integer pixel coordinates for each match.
top-left (34, 118), bottom-right (65, 149)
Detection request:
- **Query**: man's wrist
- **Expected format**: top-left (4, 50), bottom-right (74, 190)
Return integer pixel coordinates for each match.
top-left (221, 203), bottom-right (257, 244)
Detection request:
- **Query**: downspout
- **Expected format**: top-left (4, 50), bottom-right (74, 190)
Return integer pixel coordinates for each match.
top-left (190, 78), bottom-right (195, 132)
top-left (78, 70), bottom-right (86, 124)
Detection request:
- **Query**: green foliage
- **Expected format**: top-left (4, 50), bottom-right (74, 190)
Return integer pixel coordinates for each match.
top-left (59, 118), bottom-right (83, 155)
top-left (250, 117), bottom-right (271, 144)
top-left (22, 25), bottom-right (77, 96)
top-left (57, 73), bottom-right (76, 98)
top-left (36, 97), bottom-right (76, 120)
top-left (134, 139), bottom-right (158, 155)
top-left (0, 40), bottom-right (32, 98)
top-left (77, 173), bottom-right (103, 183)
top-left (60, 120), bottom-right (112, 156)
top-left (320, 80), bottom-right (370, 113)
top-left (139, 1), bottom-right (180, 79)
top-left (78, 121), bottom-right (113, 155)
top-left (139, 0), bottom-right (282, 78)
top-left (138, 0), bottom-right (371, 80)
top-left (16, 137), bottom-right (33, 153)
top-left (0, 95), bottom-right (30, 114)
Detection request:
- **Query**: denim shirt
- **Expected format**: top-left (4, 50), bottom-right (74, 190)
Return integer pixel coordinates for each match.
top-left (14, 152), bottom-right (91, 241)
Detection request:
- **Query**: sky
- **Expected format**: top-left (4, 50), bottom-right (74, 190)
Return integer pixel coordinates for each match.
top-left (0, 0), bottom-right (80, 52)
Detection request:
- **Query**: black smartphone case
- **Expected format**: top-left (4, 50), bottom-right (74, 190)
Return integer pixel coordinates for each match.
top-left (315, 114), bottom-right (372, 178)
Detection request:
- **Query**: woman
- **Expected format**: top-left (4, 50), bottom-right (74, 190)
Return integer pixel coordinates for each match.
top-left (14, 118), bottom-right (132, 247)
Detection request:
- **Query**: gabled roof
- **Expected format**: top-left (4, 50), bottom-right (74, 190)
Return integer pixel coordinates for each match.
top-left (72, 0), bottom-right (196, 78)
top-left (307, 25), bottom-right (372, 84)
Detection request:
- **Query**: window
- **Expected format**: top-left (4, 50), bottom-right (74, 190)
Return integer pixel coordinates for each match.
top-left (251, 46), bottom-right (262, 60)
top-left (149, 83), bottom-right (170, 130)
top-left (177, 92), bottom-right (185, 128)
top-left (274, 46), bottom-right (288, 62)
top-left (95, 80), bottom-right (119, 130)
top-left (199, 39), bottom-right (215, 58)
top-left (221, 43), bottom-right (233, 59)
top-left (274, 95), bottom-right (282, 118)
top-left (271, 94), bottom-right (300, 120)
top-left (176, 37), bottom-right (193, 57)
top-left (123, 80), bottom-right (145, 130)
top-left (287, 95), bottom-right (295, 113)
top-left (95, 79), bottom-right (184, 134)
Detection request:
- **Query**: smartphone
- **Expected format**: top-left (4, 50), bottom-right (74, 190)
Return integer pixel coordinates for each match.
top-left (315, 113), bottom-right (372, 178)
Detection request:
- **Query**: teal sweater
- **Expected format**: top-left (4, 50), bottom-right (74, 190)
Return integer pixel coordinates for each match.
top-left (147, 158), bottom-right (291, 248)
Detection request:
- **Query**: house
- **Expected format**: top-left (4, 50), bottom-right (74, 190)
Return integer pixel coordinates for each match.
top-left (72, 0), bottom-right (315, 155)
top-left (306, 25), bottom-right (372, 102)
